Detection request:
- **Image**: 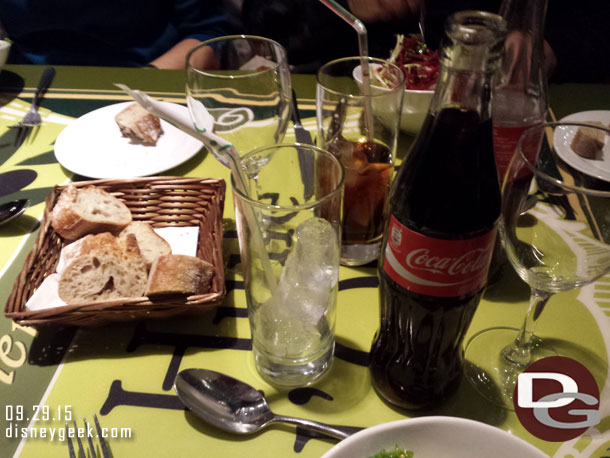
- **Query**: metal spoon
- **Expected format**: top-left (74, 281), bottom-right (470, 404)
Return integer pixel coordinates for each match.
top-left (0, 199), bottom-right (29, 226)
top-left (174, 368), bottom-right (360, 441)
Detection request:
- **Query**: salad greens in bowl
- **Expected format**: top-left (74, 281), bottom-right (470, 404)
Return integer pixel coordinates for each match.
top-left (320, 416), bottom-right (548, 458)
top-left (354, 35), bottom-right (438, 135)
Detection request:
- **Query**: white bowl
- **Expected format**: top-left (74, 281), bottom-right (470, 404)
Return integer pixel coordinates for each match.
top-left (401, 86), bottom-right (434, 134)
top-left (0, 40), bottom-right (11, 69)
top-left (321, 416), bottom-right (548, 458)
top-left (353, 63), bottom-right (434, 135)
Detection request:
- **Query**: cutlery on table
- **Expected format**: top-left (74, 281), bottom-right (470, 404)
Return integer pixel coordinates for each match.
top-left (291, 90), bottom-right (315, 200)
top-left (10, 66), bottom-right (56, 145)
top-left (174, 368), bottom-right (362, 441)
top-left (0, 199), bottom-right (29, 226)
top-left (65, 415), bottom-right (111, 458)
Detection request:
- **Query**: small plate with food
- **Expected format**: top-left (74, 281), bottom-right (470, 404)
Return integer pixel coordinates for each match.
top-left (54, 101), bottom-right (204, 179)
top-left (555, 111), bottom-right (610, 181)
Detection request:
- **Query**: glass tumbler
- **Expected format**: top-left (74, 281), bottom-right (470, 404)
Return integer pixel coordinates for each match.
top-left (186, 35), bottom-right (292, 155)
top-left (317, 57), bottom-right (404, 266)
top-left (233, 143), bottom-right (344, 387)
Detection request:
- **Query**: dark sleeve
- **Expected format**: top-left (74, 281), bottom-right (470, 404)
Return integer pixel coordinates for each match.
top-left (242, 0), bottom-right (360, 71)
top-left (545, 0), bottom-right (610, 83)
top-left (171, 0), bottom-right (233, 42)
top-left (423, 0), bottom-right (501, 50)
top-left (241, 0), bottom-right (421, 72)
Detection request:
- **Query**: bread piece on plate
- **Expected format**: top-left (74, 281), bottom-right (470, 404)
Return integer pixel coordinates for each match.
top-left (58, 233), bottom-right (147, 304)
top-left (571, 121), bottom-right (607, 159)
top-left (115, 103), bottom-right (162, 145)
top-left (145, 254), bottom-right (214, 296)
top-left (119, 221), bottom-right (171, 269)
top-left (51, 185), bottom-right (132, 241)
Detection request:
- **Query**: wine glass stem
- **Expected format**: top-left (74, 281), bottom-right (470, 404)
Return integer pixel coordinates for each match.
top-left (502, 288), bottom-right (551, 367)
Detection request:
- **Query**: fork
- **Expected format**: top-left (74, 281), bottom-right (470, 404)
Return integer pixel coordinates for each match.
top-left (10, 66), bottom-right (55, 145)
top-left (66, 414), bottom-right (111, 458)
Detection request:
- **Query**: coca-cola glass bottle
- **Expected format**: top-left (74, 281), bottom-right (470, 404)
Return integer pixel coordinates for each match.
top-left (488, 0), bottom-right (548, 282)
top-left (368, 11), bottom-right (507, 411)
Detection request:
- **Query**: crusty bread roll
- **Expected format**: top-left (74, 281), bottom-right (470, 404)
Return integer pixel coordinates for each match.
top-left (119, 221), bottom-right (171, 269)
top-left (145, 254), bottom-right (214, 296)
top-left (58, 233), bottom-right (147, 304)
top-left (571, 122), bottom-right (607, 159)
top-left (115, 103), bottom-right (162, 145)
top-left (58, 232), bottom-right (118, 274)
top-left (51, 185), bottom-right (132, 241)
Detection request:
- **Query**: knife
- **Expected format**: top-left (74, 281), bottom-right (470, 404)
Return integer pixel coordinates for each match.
top-left (291, 90), bottom-right (315, 200)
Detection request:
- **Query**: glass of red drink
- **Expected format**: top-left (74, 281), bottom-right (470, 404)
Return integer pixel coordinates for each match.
top-left (317, 57), bottom-right (405, 266)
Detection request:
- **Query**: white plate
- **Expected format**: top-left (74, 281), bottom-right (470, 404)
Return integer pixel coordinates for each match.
top-left (321, 417), bottom-right (548, 458)
top-left (555, 110), bottom-right (610, 182)
top-left (54, 101), bottom-right (203, 179)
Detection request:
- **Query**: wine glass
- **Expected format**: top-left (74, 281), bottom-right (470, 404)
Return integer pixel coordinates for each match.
top-left (185, 35), bottom-right (292, 157)
top-left (464, 121), bottom-right (610, 409)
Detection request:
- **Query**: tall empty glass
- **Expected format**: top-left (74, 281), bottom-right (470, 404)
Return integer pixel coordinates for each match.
top-left (317, 57), bottom-right (404, 266)
top-left (233, 144), bottom-right (344, 387)
top-left (186, 35), bottom-right (292, 155)
top-left (465, 122), bottom-right (610, 409)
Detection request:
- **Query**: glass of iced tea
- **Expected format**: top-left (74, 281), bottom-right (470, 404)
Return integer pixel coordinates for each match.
top-left (317, 57), bottom-right (404, 266)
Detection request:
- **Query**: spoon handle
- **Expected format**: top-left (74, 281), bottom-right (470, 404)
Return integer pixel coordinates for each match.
top-left (272, 414), bottom-right (362, 440)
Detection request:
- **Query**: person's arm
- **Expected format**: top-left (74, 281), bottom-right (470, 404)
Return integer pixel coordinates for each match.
top-left (149, 38), bottom-right (216, 69)
top-left (149, 0), bottom-right (230, 69)
top-left (347, 0), bottom-right (420, 22)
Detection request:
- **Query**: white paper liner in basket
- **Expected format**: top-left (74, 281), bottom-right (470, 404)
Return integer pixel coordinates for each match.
top-left (26, 227), bottom-right (199, 311)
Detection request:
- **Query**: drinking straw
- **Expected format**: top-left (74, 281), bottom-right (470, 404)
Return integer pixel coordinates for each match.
top-left (115, 84), bottom-right (277, 292)
top-left (318, 0), bottom-right (375, 142)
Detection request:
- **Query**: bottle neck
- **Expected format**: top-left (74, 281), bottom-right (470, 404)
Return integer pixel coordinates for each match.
top-left (430, 67), bottom-right (497, 121)
top-left (497, 0), bottom-right (548, 100)
top-left (429, 11), bottom-right (507, 121)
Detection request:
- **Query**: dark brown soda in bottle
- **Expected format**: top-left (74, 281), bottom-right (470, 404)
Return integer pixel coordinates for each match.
top-left (369, 11), bottom-right (506, 410)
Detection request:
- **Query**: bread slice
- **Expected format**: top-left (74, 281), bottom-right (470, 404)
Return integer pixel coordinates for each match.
top-left (115, 103), bottom-right (162, 145)
top-left (119, 221), bottom-right (171, 269)
top-left (113, 233), bottom-right (149, 297)
top-left (145, 254), bottom-right (214, 296)
top-left (571, 121), bottom-right (607, 159)
top-left (51, 185), bottom-right (132, 241)
top-left (57, 232), bottom-right (119, 274)
top-left (58, 233), bottom-right (147, 304)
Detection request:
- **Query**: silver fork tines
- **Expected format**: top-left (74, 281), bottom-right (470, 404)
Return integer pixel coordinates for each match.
top-left (9, 67), bottom-right (55, 146)
top-left (93, 414), bottom-right (111, 458)
top-left (12, 125), bottom-right (32, 147)
top-left (66, 416), bottom-right (111, 458)
top-left (65, 423), bottom-right (76, 458)
top-left (73, 420), bottom-right (86, 458)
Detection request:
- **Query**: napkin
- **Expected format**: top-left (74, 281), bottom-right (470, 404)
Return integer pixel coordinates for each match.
top-left (25, 226), bottom-right (200, 311)
top-left (116, 84), bottom-right (227, 164)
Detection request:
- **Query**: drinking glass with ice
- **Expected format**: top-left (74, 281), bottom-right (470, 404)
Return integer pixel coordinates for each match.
top-left (233, 144), bottom-right (344, 387)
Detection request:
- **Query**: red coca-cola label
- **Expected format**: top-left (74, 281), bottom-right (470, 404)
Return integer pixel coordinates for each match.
top-left (493, 124), bottom-right (544, 181)
top-left (493, 125), bottom-right (530, 179)
top-left (383, 215), bottom-right (497, 297)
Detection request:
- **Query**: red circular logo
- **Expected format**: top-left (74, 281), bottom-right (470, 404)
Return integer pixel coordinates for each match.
top-left (514, 356), bottom-right (600, 442)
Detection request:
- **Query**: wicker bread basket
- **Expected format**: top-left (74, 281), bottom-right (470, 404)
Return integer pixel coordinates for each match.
top-left (4, 176), bottom-right (226, 327)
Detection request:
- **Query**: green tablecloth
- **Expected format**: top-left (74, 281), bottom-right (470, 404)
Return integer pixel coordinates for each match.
top-left (1, 64), bottom-right (610, 458)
